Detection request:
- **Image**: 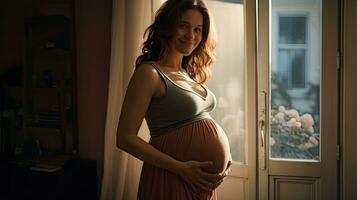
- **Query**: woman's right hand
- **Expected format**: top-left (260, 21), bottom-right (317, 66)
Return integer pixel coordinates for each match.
top-left (177, 160), bottom-right (221, 192)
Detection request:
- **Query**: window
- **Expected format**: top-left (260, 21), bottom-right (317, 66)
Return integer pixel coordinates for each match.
top-left (206, 0), bottom-right (246, 164)
top-left (278, 15), bottom-right (308, 90)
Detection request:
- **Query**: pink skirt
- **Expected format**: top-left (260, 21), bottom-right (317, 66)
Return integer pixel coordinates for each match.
top-left (137, 118), bottom-right (231, 200)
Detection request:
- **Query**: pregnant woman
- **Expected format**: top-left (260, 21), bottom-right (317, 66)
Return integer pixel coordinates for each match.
top-left (116, 0), bottom-right (232, 199)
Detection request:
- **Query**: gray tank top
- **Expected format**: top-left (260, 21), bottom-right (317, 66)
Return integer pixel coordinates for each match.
top-left (144, 62), bottom-right (216, 137)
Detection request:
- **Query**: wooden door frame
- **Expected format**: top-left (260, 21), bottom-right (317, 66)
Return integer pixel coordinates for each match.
top-left (257, 0), bottom-right (269, 198)
top-left (342, 0), bottom-right (357, 199)
top-left (244, 0), bottom-right (258, 199)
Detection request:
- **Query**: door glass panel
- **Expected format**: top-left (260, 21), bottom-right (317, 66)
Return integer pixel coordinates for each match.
top-left (270, 0), bottom-right (321, 161)
top-left (206, 0), bottom-right (246, 164)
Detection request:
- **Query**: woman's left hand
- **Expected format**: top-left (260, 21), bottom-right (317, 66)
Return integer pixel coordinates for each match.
top-left (211, 160), bottom-right (232, 190)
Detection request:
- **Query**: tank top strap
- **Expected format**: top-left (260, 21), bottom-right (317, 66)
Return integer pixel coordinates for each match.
top-left (144, 62), bottom-right (171, 85)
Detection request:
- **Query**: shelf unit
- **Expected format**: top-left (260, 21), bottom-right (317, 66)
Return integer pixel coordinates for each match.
top-left (22, 15), bottom-right (77, 155)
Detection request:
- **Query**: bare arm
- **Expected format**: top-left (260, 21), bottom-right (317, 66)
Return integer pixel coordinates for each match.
top-left (116, 64), bottom-right (183, 173)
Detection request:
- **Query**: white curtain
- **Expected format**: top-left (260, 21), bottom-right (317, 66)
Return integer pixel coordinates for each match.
top-left (100, 0), bottom-right (164, 199)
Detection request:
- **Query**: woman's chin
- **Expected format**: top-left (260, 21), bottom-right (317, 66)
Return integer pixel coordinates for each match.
top-left (180, 51), bottom-right (192, 56)
top-left (177, 47), bottom-right (194, 56)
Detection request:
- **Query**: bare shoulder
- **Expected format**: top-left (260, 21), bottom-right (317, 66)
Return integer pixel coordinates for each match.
top-left (132, 63), bottom-right (161, 83)
top-left (132, 63), bottom-right (165, 98)
top-left (127, 63), bottom-right (165, 98)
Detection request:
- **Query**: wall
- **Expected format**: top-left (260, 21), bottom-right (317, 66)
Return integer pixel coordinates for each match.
top-left (1, 0), bottom-right (111, 193)
top-left (0, 1), bottom-right (25, 71)
top-left (343, 0), bottom-right (357, 199)
top-left (75, 0), bottom-right (111, 192)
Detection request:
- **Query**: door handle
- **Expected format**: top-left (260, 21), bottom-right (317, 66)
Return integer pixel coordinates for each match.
top-left (259, 91), bottom-right (267, 170)
top-left (259, 116), bottom-right (266, 170)
top-left (259, 119), bottom-right (265, 147)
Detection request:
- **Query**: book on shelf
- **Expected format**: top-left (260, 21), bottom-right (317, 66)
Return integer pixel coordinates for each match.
top-left (10, 154), bottom-right (76, 173)
top-left (26, 112), bottom-right (61, 128)
top-left (30, 163), bottom-right (62, 172)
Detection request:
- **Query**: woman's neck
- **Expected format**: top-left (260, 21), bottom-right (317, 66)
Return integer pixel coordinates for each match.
top-left (159, 51), bottom-right (183, 70)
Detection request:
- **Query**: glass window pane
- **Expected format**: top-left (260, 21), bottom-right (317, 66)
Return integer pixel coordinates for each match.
top-left (278, 49), bottom-right (306, 89)
top-left (291, 49), bottom-right (306, 88)
top-left (206, 0), bottom-right (245, 164)
top-left (279, 16), bottom-right (307, 44)
top-left (271, 0), bottom-right (321, 161)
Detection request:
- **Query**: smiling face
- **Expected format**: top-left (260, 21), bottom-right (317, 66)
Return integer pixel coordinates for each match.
top-left (170, 9), bottom-right (203, 56)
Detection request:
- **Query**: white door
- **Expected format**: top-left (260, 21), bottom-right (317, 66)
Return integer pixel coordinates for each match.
top-left (206, 0), bottom-right (257, 199)
top-left (257, 0), bottom-right (340, 199)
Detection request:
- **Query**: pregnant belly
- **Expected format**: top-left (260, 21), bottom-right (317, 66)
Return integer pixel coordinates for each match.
top-left (185, 120), bottom-right (231, 173)
top-left (150, 118), bottom-right (232, 174)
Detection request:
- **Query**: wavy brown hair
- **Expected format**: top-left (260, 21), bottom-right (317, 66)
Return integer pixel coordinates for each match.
top-left (135, 0), bottom-right (216, 84)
